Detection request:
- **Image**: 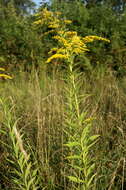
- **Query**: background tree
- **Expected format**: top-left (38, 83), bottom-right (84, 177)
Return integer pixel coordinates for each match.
top-left (0, 0), bottom-right (35, 14)
top-left (0, 1), bottom-right (43, 71)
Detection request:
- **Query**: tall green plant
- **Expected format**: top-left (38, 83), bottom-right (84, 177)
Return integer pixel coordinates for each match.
top-left (63, 56), bottom-right (99, 190)
top-left (0, 98), bottom-right (40, 190)
top-left (45, 13), bottom-right (109, 188)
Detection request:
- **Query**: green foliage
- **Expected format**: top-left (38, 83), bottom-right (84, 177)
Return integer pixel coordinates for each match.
top-left (0, 0), bottom-right (35, 14)
top-left (0, 1), bottom-right (43, 71)
top-left (0, 99), bottom-right (40, 190)
top-left (63, 58), bottom-right (99, 189)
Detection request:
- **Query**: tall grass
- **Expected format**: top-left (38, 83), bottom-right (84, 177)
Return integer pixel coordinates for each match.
top-left (0, 66), bottom-right (126, 189)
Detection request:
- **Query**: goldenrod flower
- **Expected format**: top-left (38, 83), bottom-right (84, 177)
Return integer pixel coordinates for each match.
top-left (0, 68), bottom-right (5, 71)
top-left (46, 54), bottom-right (68, 63)
top-left (53, 36), bottom-right (69, 47)
top-left (55, 11), bottom-right (62, 16)
top-left (43, 30), bottom-right (55, 36)
top-left (57, 31), bottom-right (64, 35)
top-left (33, 20), bottom-right (42, 25)
top-left (0, 74), bottom-right (12, 79)
top-left (48, 24), bottom-right (59, 29)
top-left (64, 20), bottom-right (72, 24)
top-left (83, 35), bottom-right (110, 43)
top-left (33, 8), bottom-right (110, 66)
top-left (42, 8), bottom-right (52, 18)
top-left (66, 31), bottom-right (77, 37)
top-left (49, 48), bottom-right (58, 54)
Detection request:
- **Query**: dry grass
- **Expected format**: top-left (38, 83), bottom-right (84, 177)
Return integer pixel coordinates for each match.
top-left (0, 67), bottom-right (126, 189)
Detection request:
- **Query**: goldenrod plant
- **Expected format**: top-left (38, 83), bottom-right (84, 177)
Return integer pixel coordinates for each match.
top-left (44, 10), bottom-right (110, 190)
top-left (0, 99), bottom-right (40, 190)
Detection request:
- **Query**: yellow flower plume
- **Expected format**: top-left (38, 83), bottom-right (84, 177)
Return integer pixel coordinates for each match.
top-left (83, 35), bottom-right (110, 43)
top-left (0, 68), bottom-right (13, 79)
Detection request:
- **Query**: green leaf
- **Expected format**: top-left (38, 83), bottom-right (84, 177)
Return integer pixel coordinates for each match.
top-left (64, 141), bottom-right (80, 147)
top-left (27, 176), bottom-right (36, 190)
top-left (67, 176), bottom-right (84, 184)
top-left (14, 142), bottom-right (20, 158)
top-left (87, 163), bottom-right (95, 176)
top-left (25, 162), bottom-right (32, 181)
top-left (87, 139), bottom-right (99, 149)
top-left (81, 124), bottom-right (91, 143)
top-left (13, 168), bottom-right (22, 177)
top-left (87, 173), bottom-right (96, 188)
top-left (0, 129), bottom-right (6, 134)
top-left (67, 155), bottom-right (81, 160)
top-left (18, 153), bottom-right (25, 172)
top-left (6, 158), bottom-right (15, 165)
top-left (69, 164), bottom-right (84, 171)
top-left (89, 135), bottom-right (100, 141)
top-left (32, 168), bottom-right (38, 177)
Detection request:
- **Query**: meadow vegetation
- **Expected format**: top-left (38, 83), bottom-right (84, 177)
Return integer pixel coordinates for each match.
top-left (0, 0), bottom-right (126, 189)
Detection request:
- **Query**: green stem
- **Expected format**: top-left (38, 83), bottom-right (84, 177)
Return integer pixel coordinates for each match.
top-left (69, 61), bottom-right (80, 119)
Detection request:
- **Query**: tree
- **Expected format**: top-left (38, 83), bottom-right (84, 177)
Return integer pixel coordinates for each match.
top-left (0, 0), bottom-right (35, 14)
top-left (0, 1), bottom-right (43, 70)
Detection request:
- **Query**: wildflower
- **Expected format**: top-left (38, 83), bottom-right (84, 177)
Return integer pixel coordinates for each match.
top-left (65, 31), bottom-right (77, 37)
top-left (48, 48), bottom-right (58, 54)
top-left (0, 68), bottom-right (5, 71)
top-left (46, 54), bottom-right (68, 63)
top-left (55, 11), bottom-right (62, 16)
top-left (33, 8), bottom-right (110, 66)
top-left (58, 30), bottom-right (65, 35)
top-left (33, 19), bottom-right (42, 25)
top-left (83, 35), bottom-right (110, 43)
top-left (0, 68), bottom-right (12, 79)
top-left (64, 20), bottom-right (72, 24)
top-left (43, 30), bottom-right (55, 36)
top-left (48, 23), bottom-right (59, 29)
top-left (53, 36), bottom-right (69, 47)
top-left (0, 74), bottom-right (12, 79)
top-left (42, 8), bottom-right (53, 19)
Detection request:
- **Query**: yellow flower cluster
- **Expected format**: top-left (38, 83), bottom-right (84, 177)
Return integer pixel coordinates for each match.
top-left (0, 68), bottom-right (5, 71)
top-left (33, 8), bottom-right (53, 26)
top-left (47, 31), bottom-right (89, 63)
top-left (0, 68), bottom-right (12, 79)
top-left (55, 11), bottom-right (61, 16)
top-left (70, 35), bottom-right (89, 54)
top-left (48, 23), bottom-right (59, 29)
top-left (83, 35), bottom-right (110, 43)
top-left (46, 54), bottom-right (68, 63)
top-left (53, 36), bottom-right (68, 47)
top-left (33, 8), bottom-right (72, 36)
top-left (33, 9), bottom-right (110, 65)
top-left (33, 20), bottom-right (42, 25)
top-left (47, 31), bottom-right (110, 63)
top-left (64, 20), bottom-right (72, 24)
top-left (65, 31), bottom-right (77, 37)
